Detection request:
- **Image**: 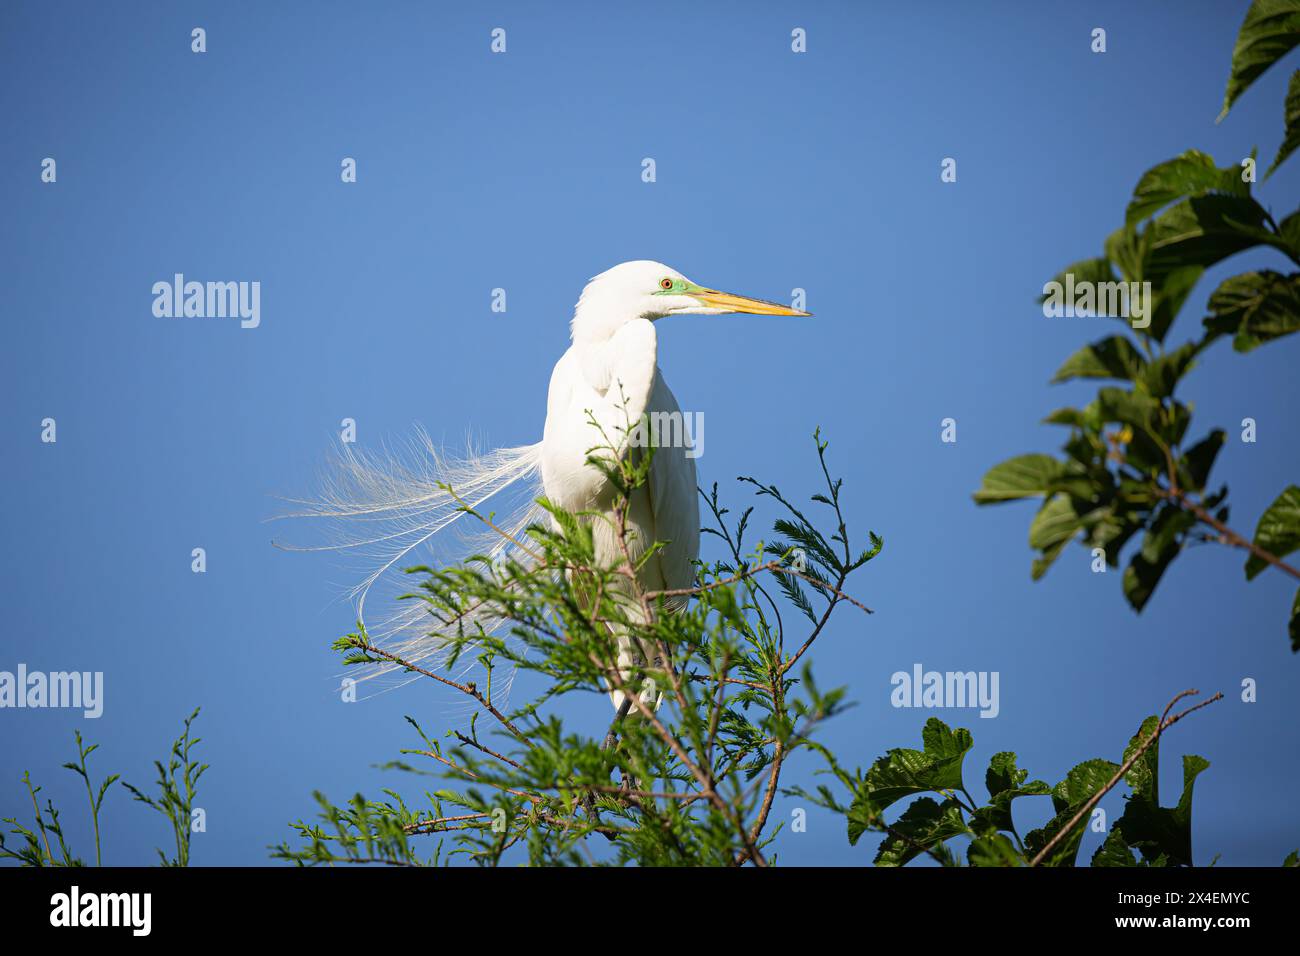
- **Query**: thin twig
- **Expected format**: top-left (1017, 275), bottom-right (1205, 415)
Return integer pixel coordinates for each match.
top-left (453, 731), bottom-right (523, 769)
top-left (355, 643), bottom-right (535, 748)
top-left (1164, 488), bottom-right (1300, 582)
top-left (1028, 689), bottom-right (1223, 867)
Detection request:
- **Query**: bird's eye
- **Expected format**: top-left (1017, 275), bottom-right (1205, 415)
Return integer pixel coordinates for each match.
top-left (660, 278), bottom-right (674, 290)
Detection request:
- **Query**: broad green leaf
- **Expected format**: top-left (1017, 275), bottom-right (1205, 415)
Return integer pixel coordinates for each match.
top-left (1097, 387), bottom-right (1159, 432)
top-left (968, 832), bottom-right (1024, 867)
top-left (1269, 69), bottom-right (1300, 175)
top-left (986, 751), bottom-right (1029, 798)
top-left (1104, 164), bottom-right (1278, 342)
top-left (1051, 336), bottom-right (1147, 384)
top-left (848, 718), bottom-right (973, 837)
top-left (1039, 257), bottom-right (1117, 304)
top-left (1024, 758), bottom-right (1120, 867)
top-left (1122, 716), bottom-right (1161, 803)
top-left (1090, 509), bottom-right (1145, 569)
top-left (1105, 223), bottom-right (1153, 284)
top-left (1123, 505), bottom-right (1197, 611)
top-left (873, 797), bottom-right (966, 867)
top-left (1291, 587), bottom-right (1300, 651)
top-left (1177, 430), bottom-right (1226, 493)
top-left (1219, 0), bottom-right (1300, 120)
top-left (1111, 755), bottom-right (1210, 867)
top-left (921, 717), bottom-right (973, 768)
top-left (1146, 195), bottom-right (1273, 280)
top-left (1052, 464), bottom-right (1111, 504)
top-left (1052, 758), bottom-right (1120, 814)
top-left (1246, 485), bottom-right (1300, 579)
top-left (1144, 264), bottom-right (1207, 343)
top-left (1043, 407), bottom-right (1086, 427)
top-left (972, 454), bottom-right (1064, 504)
top-left (1279, 210), bottom-right (1300, 257)
top-left (1126, 150), bottom-right (1250, 225)
top-left (1160, 399), bottom-right (1194, 448)
top-left (977, 752), bottom-right (1051, 834)
top-left (1203, 270), bottom-right (1300, 352)
top-left (1141, 342), bottom-right (1199, 398)
top-left (1030, 536), bottom-right (1070, 582)
top-left (1092, 827), bottom-right (1140, 867)
top-left (1029, 493), bottom-right (1080, 552)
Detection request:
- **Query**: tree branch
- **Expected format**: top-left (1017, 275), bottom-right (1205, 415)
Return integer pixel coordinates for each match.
top-left (1027, 689), bottom-right (1223, 867)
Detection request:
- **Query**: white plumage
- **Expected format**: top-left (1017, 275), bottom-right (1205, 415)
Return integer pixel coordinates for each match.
top-left (280, 260), bottom-right (806, 708)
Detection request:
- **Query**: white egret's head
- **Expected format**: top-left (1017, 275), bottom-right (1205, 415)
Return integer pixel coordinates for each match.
top-left (571, 260), bottom-right (810, 342)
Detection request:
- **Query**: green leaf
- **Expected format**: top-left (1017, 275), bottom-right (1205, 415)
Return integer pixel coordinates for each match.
top-left (848, 718), bottom-right (973, 839)
top-left (1126, 150), bottom-right (1250, 225)
top-left (1092, 827), bottom-right (1140, 867)
top-left (1246, 485), bottom-right (1300, 579)
top-left (1029, 494), bottom-right (1081, 553)
top-left (1219, 0), bottom-right (1300, 121)
top-left (1052, 758), bottom-right (1119, 814)
top-left (972, 454), bottom-right (1065, 504)
top-left (985, 751), bottom-right (1029, 798)
top-left (1269, 69), bottom-right (1300, 174)
top-left (1141, 342), bottom-right (1199, 399)
top-left (1143, 264), bottom-right (1206, 344)
top-left (1105, 223), bottom-right (1153, 284)
top-left (1030, 537), bottom-right (1069, 582)
top-left (1203, 271), bottom-right (1300, 353)
top-left (1291, 587), bottom-right (1300, 651)
top-left (1097, 387), bottom-right (1160, 433)
top-left (1123, 505), bottom-right (1197, 612)
top-left (1051, 336), bottom-right (1147, 384)
top-left (1111, 754), bottom-right (1210, 867)
top-left (1177, 430), bottom-right (1226, 493)
top-left (1122, 716), bottom-right (1161, 803)
top-left (969, 832), bottom-right (1024, 867)
top-left (1039, 258), bottom-right (1117, 304)
top-left (1089, 509), bottom-right (1146, 569)
top-left (873, 797), bottom-right (966, 867)
top-left (977, 752), bottom-right (1051, 834)
top-left (1145, 195), bottom-right (1274, 280)
top-left (1024, 758), bottom-right (1120, 867)
top-left (1042, 407), bottom-right (1087, 427)
top-left (1278, 211), bottom-right (1300, 258)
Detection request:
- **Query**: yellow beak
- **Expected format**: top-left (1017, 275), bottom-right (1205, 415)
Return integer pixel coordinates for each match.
top-left (692, 288), bottom-right (811, 316)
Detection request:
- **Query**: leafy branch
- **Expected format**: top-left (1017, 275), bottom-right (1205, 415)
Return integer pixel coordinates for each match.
top-left (794, 690), bottom-right (1224, 867)
top-left (975, 3), bottom-right (1300, 648)
top-left (1, 711), bottom-right (204, 867)
top-left (276, 427), bottom-right (881, 866)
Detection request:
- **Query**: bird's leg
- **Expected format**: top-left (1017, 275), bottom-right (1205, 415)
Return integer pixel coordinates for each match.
top-left (602, 696), bottom-right (633, 751)
top-left (578, 695), bottom-right (634, 832)
top-left (614, 650), bottom-right (663, 793)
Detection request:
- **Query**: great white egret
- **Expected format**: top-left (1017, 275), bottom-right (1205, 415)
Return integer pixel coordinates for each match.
top-left (280, 260), bottom-right (807, 714)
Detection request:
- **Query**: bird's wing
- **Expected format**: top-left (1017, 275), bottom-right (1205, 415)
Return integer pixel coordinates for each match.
top-left (542, 321), bottom-right (659, 513)
top-left (645, 371), bottom-right (701, 598)
top-left (592, 319), bottom-right (659, 440)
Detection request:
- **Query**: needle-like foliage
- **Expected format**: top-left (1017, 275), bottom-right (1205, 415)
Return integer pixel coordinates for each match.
top-left (1, 711), bottom-right (204, 867)
top-left (275, 429), bottom-right (881, 866)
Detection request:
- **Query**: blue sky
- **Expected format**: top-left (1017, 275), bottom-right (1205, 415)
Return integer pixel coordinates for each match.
top-left (2, 0), bottom-right (1298, 866)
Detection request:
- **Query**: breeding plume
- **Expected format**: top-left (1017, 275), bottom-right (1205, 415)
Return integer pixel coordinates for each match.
top-left (282, 261), bottom-right (807, 709)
